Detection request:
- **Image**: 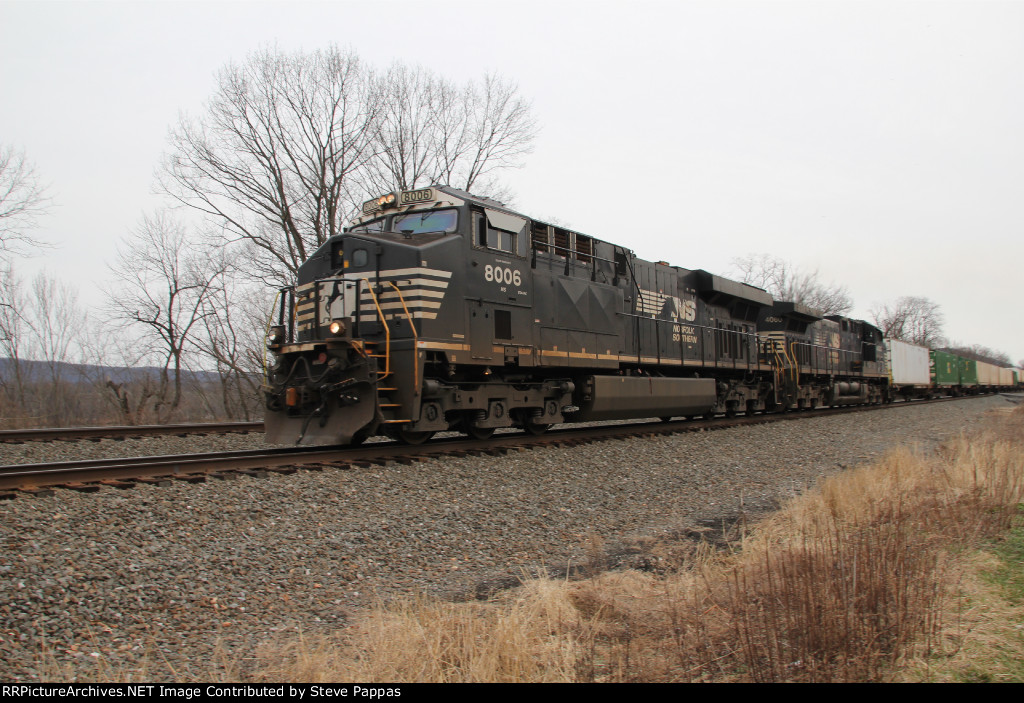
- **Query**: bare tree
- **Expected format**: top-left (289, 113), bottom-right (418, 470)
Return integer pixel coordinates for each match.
top-left (105, 212), bottom-right (226, 423)
top-left (360, 63), bottom-right (444, 195)
top-left (161, 45), bottom-right (380, 284)
top-left (730, 254), bottom-right (854, 316)
top-left (0, 145), bottom-right (50, 257)
top-left (0, 264), bottom-right (30, 418)
top-left (362, 66), bottom-right (537, 198)
top-left (74, 320), bottom-right (158, 426)
top-left (192, 275), bottom-right (273, 420)
top-left (162, 47), bottom-right (538, 284)
top-left (26, 272), bottom-right (87, 425)
top-left (869, 296), bottom-right (945, 347)
top-left (445, 72), bottom-right (538, 193)
top-left (0, 266), bottom-right (98, 427)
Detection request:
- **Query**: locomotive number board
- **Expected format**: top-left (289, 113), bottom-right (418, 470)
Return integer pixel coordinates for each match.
top-left (401, 188), bottom-right (434, 205)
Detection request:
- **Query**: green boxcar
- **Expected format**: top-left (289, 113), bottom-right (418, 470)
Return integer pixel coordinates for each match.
top-left (931, 350), bottom-right (960, 386)
top-left (958, 356), bottom-right (978, 386)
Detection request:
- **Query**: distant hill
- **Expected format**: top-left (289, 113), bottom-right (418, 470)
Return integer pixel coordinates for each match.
top-left (0, 357), bottom-right (226, 386)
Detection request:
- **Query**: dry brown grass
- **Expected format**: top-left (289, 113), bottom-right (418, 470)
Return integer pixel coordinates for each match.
top-left (578, 406), bottom-right (1024, 682)
top-left (253, 405), bottom-right (1024, 683)
top-left (255, 580), bottom-right (584, 683)
top-left (708, 419), bottom-right (1024, 681)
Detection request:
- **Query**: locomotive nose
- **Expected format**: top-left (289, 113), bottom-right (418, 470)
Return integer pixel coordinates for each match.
top-left (264, 341), bottom-right (378, 446)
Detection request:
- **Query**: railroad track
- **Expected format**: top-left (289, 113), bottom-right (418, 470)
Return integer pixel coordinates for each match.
top-left (0, 421), bottom-right (264, 444)
top-left (0, 396), bottom-right (982, 497)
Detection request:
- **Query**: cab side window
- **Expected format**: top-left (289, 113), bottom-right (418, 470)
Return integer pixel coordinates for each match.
top-left (473, 210), bottom-right (521, 255)
top-left (489, 225), bottom-right (516, 253)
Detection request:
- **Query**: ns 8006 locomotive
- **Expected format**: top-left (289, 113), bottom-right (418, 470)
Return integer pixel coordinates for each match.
top-left (264, 185), bottom-right (888, 445)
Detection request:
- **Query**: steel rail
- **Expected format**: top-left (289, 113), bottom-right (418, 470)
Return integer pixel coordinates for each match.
top-left (0, 421), bottom-right (265, 444)
top-left (0, 395), bottom-right (984, 494)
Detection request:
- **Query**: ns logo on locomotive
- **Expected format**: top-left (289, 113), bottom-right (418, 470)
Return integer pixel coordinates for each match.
top-left (263, 185), bottom-right (912, 446)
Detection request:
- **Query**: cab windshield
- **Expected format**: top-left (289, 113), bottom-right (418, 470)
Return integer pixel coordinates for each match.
top-left (393, 209), bottom-right (458, 235)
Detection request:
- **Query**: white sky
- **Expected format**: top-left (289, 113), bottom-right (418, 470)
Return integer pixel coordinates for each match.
top-left (2, 0), bottom-right (1022, 360)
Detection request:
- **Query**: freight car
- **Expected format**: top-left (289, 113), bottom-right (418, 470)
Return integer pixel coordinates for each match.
top-left (886, 338), bottom-right (933, 400)
top-left (263, 186), bottom-right (889, 446)
top-left (886, 339), bottom-right (1020, 398)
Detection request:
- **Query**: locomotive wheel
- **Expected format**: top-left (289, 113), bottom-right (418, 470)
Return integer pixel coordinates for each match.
top-left (396, 427), bottom-right (435, 445)
top-left (523, 422), bottom-right (549, 436)
top-left (349, 430), bottom-right (369, 446)
top-left (465, 425), bottom-right (495, 440)
top-left (660, 416), bottom-right (673, 423)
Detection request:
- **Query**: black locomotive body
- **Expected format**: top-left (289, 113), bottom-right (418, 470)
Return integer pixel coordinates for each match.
top-left (264, 186), bottom-right (888, 446)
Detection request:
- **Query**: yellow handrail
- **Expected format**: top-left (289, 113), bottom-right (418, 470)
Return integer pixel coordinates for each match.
top-left (361, 278), bottom-right (391, 379)
top-left (772, 346), bottom-right (784, 397)
top-left (787, 341), bottom-right (801, 389)
top-left (387, 281), bottom-right (419, 395)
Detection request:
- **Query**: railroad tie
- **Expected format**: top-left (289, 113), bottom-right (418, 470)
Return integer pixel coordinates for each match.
top-left (98, 479), bottom-right (135, 490)
top-left (136, 477), bottom-right (173, 486)
top-left (62, 482), bottom-right (102, 493)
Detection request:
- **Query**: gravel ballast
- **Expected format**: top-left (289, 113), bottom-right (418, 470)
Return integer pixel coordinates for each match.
top-left (0, 396), bottom-right (1011, 681)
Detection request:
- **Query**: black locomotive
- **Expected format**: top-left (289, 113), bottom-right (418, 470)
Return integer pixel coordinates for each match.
top-left (264, 186), bottom-right (889, 446)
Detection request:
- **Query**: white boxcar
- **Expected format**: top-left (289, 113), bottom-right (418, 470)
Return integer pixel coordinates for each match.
top-left (977, 361), bottom-right (998, 386)
top-left (886, 338), bottom-right (931, 387)
top-left (999, 367), bottom-right (1014, 387)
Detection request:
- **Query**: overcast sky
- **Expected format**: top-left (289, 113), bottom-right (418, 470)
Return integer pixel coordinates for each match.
top-left (2, 0), bottom-right (1022, 360)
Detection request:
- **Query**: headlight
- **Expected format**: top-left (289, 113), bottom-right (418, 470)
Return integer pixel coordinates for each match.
top-left (267, 325), bottom-right (286, 348)
top-left (328, 319), bottom-right (346, 336)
